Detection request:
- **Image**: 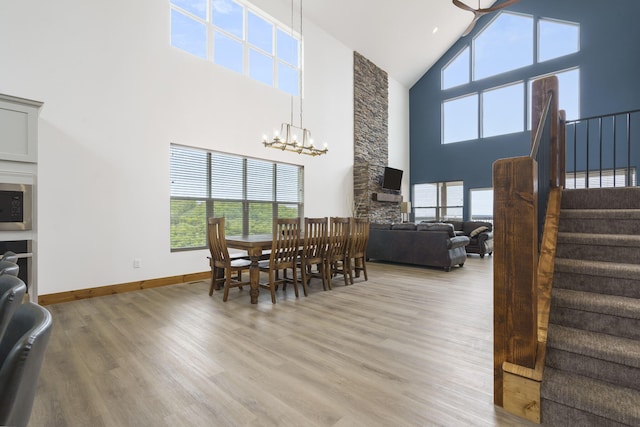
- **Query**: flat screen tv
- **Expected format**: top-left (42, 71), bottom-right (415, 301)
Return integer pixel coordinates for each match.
top-left (381, 167), bottom-right (403, 191)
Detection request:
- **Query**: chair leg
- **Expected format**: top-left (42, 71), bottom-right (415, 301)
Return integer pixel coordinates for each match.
top-left (209, 266), bottom-right (216, 296)
top-left (223, 269), bottom-right (231, 302)
top-left (318, 263), bottom-right (327, 291)
top-left (347, 257), bottom-right (354, 285)
top-left (236, 271), bottom-right (244, 290)
top-left (292, 266), bottom-right (299, 298)
top-left (325, 260), bottom-right (333, 290)
top-left (269, 270), bottom-right (277, 304)
top-left (299, 263), bottom-right (309, 297)
top-left (361, 257), bottom-right (368, 281)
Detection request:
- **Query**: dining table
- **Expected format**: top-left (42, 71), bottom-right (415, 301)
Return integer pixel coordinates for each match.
top-left (225, 234), bottom-right (274, 304)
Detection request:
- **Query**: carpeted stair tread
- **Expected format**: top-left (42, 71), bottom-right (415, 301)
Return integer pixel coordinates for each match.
top-left (555, 258), bottom-right (640, 281)
top-left (562, 187), bottom-right (640, 210)
top-left (547, 324), bottom-right (640, 369)
top-left (557, 232), bottom-right (640, 248)
top-left (552, 288), bottom-right (640, 320)
top-left (560, 209), bottom-right (640, 220)
top-left (542, 399), bottom-right (630, 427)
top-left (541, 367), bottom-right (640, 426)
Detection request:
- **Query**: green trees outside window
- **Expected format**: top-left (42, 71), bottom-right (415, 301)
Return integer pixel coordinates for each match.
top-left (170, 145), bottom-right (303, 250)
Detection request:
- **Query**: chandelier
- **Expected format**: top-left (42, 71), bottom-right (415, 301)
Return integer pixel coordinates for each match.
top-left (262, 124), bottom-right (327, 156)
top-left (262, 0), bottom-right (328, 157)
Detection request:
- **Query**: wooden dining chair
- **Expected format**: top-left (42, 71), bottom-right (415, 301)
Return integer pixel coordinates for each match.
top-left (298, 217), bottom-right (329, 294)
top-left (207, 217), bottom-right (251, 301)
top-left (258, 218), bottom-right (301, 304)
top-left (348, 217), bottom-right (370, 284)
top-left (326, 216), bottom-right (351, 289)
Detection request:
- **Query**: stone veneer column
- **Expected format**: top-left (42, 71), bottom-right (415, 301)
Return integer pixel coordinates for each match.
top-left (353, 52), bottom-right (399, 223)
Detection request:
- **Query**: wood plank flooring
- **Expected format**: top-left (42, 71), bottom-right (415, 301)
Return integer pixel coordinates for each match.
top-left (31, 258), bottom-right (537, 427)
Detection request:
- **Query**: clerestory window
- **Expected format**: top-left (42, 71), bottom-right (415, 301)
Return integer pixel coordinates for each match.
top-left (441, 11), bottom-right (580, 144)
top-left (170, 0), bottom-right (301, 96)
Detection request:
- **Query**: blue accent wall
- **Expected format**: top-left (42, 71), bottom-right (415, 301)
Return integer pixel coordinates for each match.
top-left (410, 0), bottom-right (640, 219)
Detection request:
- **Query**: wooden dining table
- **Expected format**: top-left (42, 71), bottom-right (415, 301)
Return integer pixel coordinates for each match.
top-left (225, 234), bottom-right (274, 304)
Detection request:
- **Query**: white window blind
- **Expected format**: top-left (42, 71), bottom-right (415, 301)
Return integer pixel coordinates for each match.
top-left (170, 144), bottom-right (304, 250)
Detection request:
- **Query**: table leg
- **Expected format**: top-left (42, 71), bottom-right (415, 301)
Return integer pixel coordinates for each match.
top-left (248, 248), bottom-right (261, 304)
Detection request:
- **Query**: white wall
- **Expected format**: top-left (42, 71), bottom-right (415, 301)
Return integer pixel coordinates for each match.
top-left (0, 0), bottom-right (407, 295)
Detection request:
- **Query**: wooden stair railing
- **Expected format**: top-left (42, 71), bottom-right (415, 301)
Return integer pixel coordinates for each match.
top-left (493, 76), bottom-right (565, 423)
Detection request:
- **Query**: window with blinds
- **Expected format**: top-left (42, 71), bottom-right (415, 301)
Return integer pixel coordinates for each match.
top-left (170, 144), bottom-right (303, 251)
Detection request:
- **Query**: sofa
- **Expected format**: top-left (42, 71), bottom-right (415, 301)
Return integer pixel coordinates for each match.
top-left (442, 220), bottom-right (494, 258)
top-left (367, 223), bottom-right (470, 271)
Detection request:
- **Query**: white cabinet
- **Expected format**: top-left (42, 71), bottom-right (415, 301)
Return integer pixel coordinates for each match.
top-left (0, 94), bottom-right (42, 163)
top-left (0, 93), bottom-right (42, 302)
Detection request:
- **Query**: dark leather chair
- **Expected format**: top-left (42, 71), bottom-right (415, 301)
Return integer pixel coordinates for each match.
top-left (0, 276), bottom-right (27, 344)
top-left (0, 261), bottom-right (19, 277)
top-left (0, 302), bottom-right (53, 427)
top-left (0, 251), bottom-right (18, 264)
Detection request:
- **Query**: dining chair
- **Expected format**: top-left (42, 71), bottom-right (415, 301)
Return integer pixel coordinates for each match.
top-left (0, 275), bottom-right (26, 345)
top-left (259, 218), bottom-right (301, 304)
top-left (298, 217), bottom-right (329, 294)
top-left (0, 261), bottom-right (19, 277)
top-left (348, 217), bottom-right (370, 284)
top-left (0, 302), bottom-right (52, 427)
top-left (207, 217), bottom-right (251, 301)
top-left (326, 216), bottom-right (351, 289)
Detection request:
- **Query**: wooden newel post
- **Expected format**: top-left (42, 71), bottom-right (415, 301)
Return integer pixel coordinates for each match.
top-left (493, 156), bottom-right (539, 406)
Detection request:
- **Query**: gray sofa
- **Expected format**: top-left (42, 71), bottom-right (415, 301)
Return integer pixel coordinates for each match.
top-left (367, 223), bottom-right (470, 271)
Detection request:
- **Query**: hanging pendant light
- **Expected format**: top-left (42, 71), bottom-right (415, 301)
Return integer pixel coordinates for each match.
top-left (262, 0), bottom-right (328, 156)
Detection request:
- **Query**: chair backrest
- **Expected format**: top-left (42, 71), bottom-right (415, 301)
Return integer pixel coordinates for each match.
top-left (350, 217), bottom-right (370, 257)
top-left (270, 218), bottom-right (301, 269)
top-left (0, 261), bottom-right (19, 277)
top-left (0, 276), bottom-right (27, 346)
top-left (328, 217), bottom-right (351, 260)
top-left (0, 302), bottom-right (53, 427)
top-left (207, 217), bottom-right (232, 268)
top-left (0, 252), bottom-right (18, 264)
top-left (302, 217), bottom-right (328, 261)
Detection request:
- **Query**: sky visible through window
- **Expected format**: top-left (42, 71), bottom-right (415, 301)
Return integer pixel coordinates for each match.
top-left (170, 0), bottom-right (301, 96)
top-left (539, 18), bottom-right (580, 62)
top-left (483, 82), bottom-right (524, 138)
top-left (441, 11), bottom-right (580, 144)
top-left (473, 13), bottom-right (533, 81)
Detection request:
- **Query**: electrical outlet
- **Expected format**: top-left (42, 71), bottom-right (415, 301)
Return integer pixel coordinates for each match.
top-left (133, 258), bottom-right (142, 268)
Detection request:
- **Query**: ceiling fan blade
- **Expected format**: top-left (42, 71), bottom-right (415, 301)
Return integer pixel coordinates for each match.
top-left (481, 0), bottom-right (520, 13)
top-left (461, 16), bottom-right (480, 37)
top-left (452, 0), bottom-right (477, 13)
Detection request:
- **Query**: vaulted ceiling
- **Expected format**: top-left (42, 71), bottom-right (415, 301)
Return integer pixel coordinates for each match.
top-left (299, 0), bottom-right (499, 87)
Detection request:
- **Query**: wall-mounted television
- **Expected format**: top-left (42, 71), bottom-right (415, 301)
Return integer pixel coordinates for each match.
top-left (381, 166), bottom-right (403, 191)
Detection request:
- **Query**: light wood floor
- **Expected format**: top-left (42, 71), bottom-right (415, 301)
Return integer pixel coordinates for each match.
top-left (31, 258), bottom-right (537, 427)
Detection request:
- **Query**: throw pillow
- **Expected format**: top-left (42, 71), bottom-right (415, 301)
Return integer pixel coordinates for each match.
top-left (469, 225), bottom-right (489, 237)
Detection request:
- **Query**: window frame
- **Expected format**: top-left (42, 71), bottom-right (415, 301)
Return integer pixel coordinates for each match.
top-left (412, 181), bottom-right (464, 222)
top-left (440, 11), bottom-right (581, 144)
top-left (170, 144), bottom-right (304, 251)
top-left (469, 187), bottom-right (494, 222)
top-left (170, 0), bottom-right (302, 96)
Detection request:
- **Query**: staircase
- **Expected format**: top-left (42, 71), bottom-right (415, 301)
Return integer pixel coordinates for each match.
top-left (541, 187), bottom-right (640, 426)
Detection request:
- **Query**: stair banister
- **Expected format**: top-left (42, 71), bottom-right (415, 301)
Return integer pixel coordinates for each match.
top-left (493, 75), bottom-right (564, 420)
